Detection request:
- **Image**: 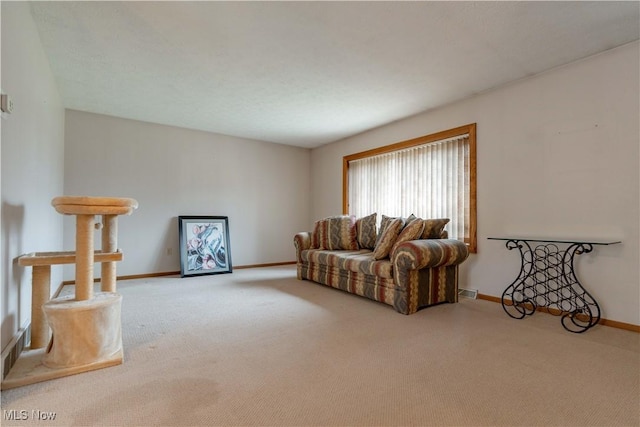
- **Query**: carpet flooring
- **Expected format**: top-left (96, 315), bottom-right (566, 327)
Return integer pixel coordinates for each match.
top-left (1, 265), bottom-right (639, 426)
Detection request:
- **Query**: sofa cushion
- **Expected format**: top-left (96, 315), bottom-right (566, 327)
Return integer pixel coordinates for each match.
top-left (339, 252), bottom-right (393, 279)
top-left (312, 215), bottom-right (359, 250)
top-left (391, 217), bottom-right (425, 255)
top-left (301, 248), bottom-right (369, 267)
top-left (372, 218), bottom-right (404, 260)
top-left (355, 213), bottom-right (377, 250)
top-left (421, 218), bottom-right (450, 239)
top-left (301, 249), bottom-right (393, 279)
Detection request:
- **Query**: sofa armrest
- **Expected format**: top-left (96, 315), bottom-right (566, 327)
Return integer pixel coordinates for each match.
top-left (392, 239), bottom-right (469, 271)
top-left (294, 232), bottom-right (312, 262)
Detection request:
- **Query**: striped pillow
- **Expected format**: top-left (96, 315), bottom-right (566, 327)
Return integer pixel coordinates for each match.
top-left (372, 218), bottom-right (404, 260)
top-left (391, 217), bottom-right (425, 255)
top-left (312, 215), bottom-right (359, 250)
top-left (421, 218), bottom-right (450, 239)
top-left (376, 215), bottom-right (406, 246)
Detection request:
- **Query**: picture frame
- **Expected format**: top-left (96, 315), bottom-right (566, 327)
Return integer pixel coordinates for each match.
top-left (178, 216), bottom-right (232, 277)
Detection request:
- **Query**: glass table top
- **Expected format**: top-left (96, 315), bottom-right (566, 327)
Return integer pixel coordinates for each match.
top-left (487, 237), bottom-right (621, 245)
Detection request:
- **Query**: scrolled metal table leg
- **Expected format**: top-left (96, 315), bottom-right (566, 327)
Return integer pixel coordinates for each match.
top-left (501, 240), bottom-right (537, 319)
top-left (558, 243), bottom-right (600, 333)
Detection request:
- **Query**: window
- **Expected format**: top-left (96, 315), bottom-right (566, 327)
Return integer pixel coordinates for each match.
top-left (343, 124), bottom-right (477, 252)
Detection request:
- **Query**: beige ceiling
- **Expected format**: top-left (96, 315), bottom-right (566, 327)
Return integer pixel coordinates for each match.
top-left (30, 1), bottom-right (639, 148)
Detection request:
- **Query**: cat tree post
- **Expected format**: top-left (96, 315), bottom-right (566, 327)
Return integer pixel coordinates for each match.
top-left (30, 265), bottom-right (51, 349)
top-left (101, 214), bottom-right (117, 292)
top-left (75, 213), bottom-right (95, 300)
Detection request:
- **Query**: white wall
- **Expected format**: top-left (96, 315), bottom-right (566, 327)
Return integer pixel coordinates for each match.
top-left (63, 110), bottom-right (311, 278)
top-left (1, 2), bottom-right (65, 351)
top-left (311, 42), bottom-right (640, 326)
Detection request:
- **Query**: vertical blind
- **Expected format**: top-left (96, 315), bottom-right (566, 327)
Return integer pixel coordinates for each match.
top-left (348, 135), bottom-right (470, 241)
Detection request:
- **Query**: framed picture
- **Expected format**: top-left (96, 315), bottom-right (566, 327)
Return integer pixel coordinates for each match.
top-left (178, 216), bottom-right (232, 277)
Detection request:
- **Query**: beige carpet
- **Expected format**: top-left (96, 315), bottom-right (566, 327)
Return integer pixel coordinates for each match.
top-left (2, 265), bottom-right (639, 426)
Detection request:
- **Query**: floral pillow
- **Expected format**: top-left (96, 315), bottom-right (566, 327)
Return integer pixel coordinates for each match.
top-left (312, 215), bottom-right (359, 250)
top-left (372, 218), bottom-right (404, 260)
top-left (356, 213), bottom-right (377, 250)
top-left (421, 218), bottom-right (450, 239)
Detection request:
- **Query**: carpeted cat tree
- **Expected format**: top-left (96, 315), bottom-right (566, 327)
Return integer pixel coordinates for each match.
top-left (2, 196), bottom-right (138, 389)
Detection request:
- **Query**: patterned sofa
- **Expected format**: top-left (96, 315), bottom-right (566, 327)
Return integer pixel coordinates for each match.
top-left (294, 214), bottom-right (469, 315)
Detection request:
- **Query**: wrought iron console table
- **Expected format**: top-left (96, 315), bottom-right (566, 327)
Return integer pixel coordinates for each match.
top-left (488, 238), bottom-right (621, 333)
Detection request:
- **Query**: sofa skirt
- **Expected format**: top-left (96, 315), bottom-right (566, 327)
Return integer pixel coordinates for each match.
top-left (297, 261), bottom-right (457, 314)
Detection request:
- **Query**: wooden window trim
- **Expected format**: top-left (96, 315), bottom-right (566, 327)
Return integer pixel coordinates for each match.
top-left (342, 123), bottom-right (477, 253)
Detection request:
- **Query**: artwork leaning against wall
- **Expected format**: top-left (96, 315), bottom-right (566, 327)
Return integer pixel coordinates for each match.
top-left (178, 216), bottom-right (233, 277)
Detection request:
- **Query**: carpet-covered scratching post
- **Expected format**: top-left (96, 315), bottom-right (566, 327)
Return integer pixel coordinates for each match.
top-left (30, 265), bottom-right (51, 349)
top-left (102, 214), bottom-right (118, 292)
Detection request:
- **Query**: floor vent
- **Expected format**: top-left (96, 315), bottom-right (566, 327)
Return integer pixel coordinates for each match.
top-left (1, 324), bottom-right (30, 380)
top-left (458, 288), bottom-right (478, 299)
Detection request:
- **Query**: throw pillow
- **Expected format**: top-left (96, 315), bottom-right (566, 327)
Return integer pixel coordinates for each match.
top-left (313, 215), bottom-right (359, 250)
top-left (372, 218), bottom-right (404, 260)
top-left (355, 213), bottom-right (377, 250)
top-left (421, 218), bottom-right (450, 239)
top-left (376, 215), bottom-right (406, 246)
top-left (311, 221), bottom-right (321, 248)
top-left (391, 217), bottom-right (425, 255)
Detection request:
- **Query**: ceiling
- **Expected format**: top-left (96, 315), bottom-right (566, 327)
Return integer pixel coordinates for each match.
top-left (29, 1), bottom-right (639, 148)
